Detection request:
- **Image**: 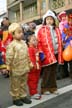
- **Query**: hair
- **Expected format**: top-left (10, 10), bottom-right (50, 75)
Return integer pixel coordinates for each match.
top-left (3, 17), bottom-right (9, 20)
top-left (26, 32), bottom-right (35, 46)
top-left (1, 21), bottom-right (4, 27)
top-left (0, 30), bottom-right (3, 40)
top-left (43, 17), bottom-right (56, 29)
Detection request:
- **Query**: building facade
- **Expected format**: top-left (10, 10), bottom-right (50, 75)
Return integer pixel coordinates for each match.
top-left (7, 0), bottom-right (72, 24)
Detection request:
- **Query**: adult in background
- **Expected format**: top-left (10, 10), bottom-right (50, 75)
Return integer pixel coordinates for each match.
top-left (1, 17), bottom-right (13, 77)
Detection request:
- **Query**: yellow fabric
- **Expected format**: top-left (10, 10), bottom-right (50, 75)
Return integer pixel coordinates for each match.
top-left (6, 40), bottom-right (32, 76)
top-left (6, 65), bottom-right (10, 70)
top-left (0, 64), bottom-right (7, 69)
top-left (2, 31), bottom-right (8, 43)
top-left (8, 23), bottom-right (20, 33)
top-left (10, 74), bottom-right (27, 99)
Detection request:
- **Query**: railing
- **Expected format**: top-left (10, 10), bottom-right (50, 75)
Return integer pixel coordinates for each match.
top-left (23, 10), bottom-right (37, 20)
top-left (49, 0), bottom-right (65, 10)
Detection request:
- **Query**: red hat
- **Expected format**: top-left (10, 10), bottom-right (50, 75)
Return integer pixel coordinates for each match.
top-left (58, 11), bottom-right (66, 21)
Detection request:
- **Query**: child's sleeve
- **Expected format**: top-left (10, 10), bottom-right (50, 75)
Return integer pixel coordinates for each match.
top-left (25, 46), bottom-right (34, 69)
top-left (62, 31), bottom-right (67, 42)
top-left (28, 54), bottom-right (34, 69)
top-left (6, 44), bottom-right (14, 67)
top-left (37, 29), bottom-right (43, 53)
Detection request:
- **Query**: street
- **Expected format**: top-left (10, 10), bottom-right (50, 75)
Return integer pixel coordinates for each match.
top-left (0, 74), bottom-right (72, 108)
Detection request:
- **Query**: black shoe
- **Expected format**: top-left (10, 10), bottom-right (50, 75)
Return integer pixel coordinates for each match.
top-left (3, 73), bottom-right (9, 78)
top-left (13, 99), bottom-right (23, 106)
top-left (4, 74), bottom-right (9, 78)
top-left (21, 97), bottom-right (32, 104)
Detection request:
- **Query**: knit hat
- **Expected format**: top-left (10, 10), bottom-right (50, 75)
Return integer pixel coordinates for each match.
top-left (8, 23), bottom-right (20, 33)
top-left (58, 11), bottom-right (66, 21)
top-left (43, 10), bottom-right (57, 22)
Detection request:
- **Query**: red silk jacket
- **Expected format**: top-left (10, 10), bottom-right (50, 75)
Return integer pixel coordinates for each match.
top-left (37, 25), bottom-right (64, 67)
top-left (28, 46), bottom-right (41, 69)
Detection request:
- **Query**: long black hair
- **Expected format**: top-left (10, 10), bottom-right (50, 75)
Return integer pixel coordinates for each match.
top-left (26, 31), bottom-right (35, 46)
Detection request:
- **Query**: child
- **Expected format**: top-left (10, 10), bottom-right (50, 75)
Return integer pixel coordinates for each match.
top-left (58, 11), bottom-right (68, 34)
top-left (6, 23), bottom-right (33, 106)
top-left (37, 10), bottom-right (63, 94)
top-left (26, 33), bottom-right (41, 99)
top-left (62, 14), bottom-right (72, 48)
top-left (58, 11), bottom-right (69, 79)
top-left (62, 14), bottom-right (72, 79)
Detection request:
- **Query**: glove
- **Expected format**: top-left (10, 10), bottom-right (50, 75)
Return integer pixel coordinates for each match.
top-left (39, 52), bottom-right (45, 61)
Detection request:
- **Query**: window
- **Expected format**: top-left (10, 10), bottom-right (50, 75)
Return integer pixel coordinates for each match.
top-left (49, 0), bottom-right (65, 9)
top-left (41, 0), bottom-right (46, 11)
top-left (23, 3), bottom-right (37, 19)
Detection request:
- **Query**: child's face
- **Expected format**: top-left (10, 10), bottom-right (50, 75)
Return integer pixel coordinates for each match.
top-left (14, 27), bottom-right (23, 40)
top-left (46, 16), bottom-right (54, 26)
top-left (61, 16), bottom-right (67, 21)
top-left (29, 35), bottom-right (38, 47)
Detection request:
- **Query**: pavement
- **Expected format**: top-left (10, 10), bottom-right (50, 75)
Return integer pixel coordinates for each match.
top-left (0, 74), bottom-right (72, 108)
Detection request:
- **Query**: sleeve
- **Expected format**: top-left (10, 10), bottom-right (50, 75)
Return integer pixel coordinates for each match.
top-left (25, 46), bottom-right (34, 69)
top-left (59, 22), bottom-right (64, 34)
top-left (28, 48), bottom-right (40, 69)
top-left (37, 29), bottom-right (43, 53)
top-left (28, 48), bottom-right (35, 64)
top-left (62, 31), bottom-right (67, 42)
top-left (6, 44), bottom-right (14, 67)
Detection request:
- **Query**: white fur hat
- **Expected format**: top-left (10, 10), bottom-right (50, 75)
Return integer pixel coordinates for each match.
top-left (43, 10), bottom-right (56, 21)
top-left (8, 23), bottom-right (20, 33)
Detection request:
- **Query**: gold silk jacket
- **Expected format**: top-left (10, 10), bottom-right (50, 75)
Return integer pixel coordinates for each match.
top-left (6, 39), bottom-right (32, 76)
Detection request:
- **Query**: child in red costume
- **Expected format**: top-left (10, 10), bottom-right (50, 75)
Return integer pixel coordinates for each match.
top-left (26, 33), bottom-right (41, 100)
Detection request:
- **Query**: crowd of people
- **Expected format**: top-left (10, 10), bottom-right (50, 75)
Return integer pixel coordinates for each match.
top-left (0, 17), bottom-right (13, 77)
top-left (0, 10), bottom-right (72, 106)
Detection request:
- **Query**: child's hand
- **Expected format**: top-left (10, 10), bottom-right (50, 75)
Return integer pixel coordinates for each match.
top-left (30, 62), bottom-right (34, 69)
top-left (6, 65), bottom-right (10, 71)
top-left (36, 53), bottom-right (39, 62)
top-left (36, 62), bottom-right (40, 70)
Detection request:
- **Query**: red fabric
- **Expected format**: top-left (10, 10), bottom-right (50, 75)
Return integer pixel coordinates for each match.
top-left (37, 25), bottom-right (64, 67)
top-left (0, 40), bottom-right (6, 62)
top-left (27, 46), bottom-right (41, 95)
top-left (0, 30), bottom-right (13, 63)
top-left (0, 30), bottom-right (6, 63)
top-left (3, 33), bottom-right (13, 48)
